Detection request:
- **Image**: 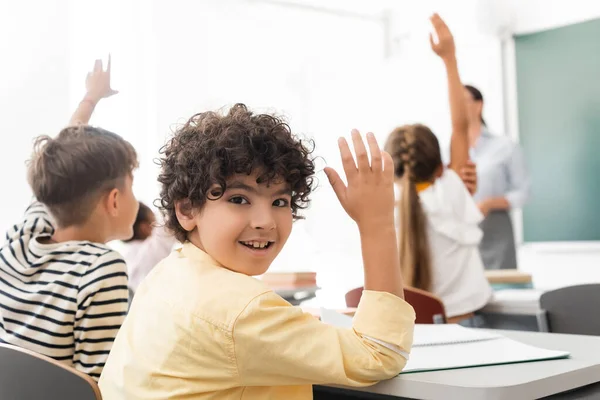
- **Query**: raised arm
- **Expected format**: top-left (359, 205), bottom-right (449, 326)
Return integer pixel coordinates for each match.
top-left (69, 55), bottom-right (119, 126)
top-left (430, 14), bottom-right (469, 174)
top-left (231, 131), bottom-right (414, 387)
top-left (325, 130), bottom-right (403, 299)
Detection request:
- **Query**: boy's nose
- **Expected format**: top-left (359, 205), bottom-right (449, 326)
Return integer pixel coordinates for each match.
top-left (250, 207), bottom-right (276, 231)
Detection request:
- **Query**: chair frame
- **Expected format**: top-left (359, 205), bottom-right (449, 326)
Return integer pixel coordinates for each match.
top-left (0, 343), bottom-right (102, 399)
top-left (538, 284), bottom-right (600, 335)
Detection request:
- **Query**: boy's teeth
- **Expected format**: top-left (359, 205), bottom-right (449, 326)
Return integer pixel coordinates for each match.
top-left (243, 241), bottom-right (269, 249)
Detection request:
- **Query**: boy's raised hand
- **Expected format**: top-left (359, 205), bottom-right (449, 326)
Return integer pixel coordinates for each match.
top-left (429, 13), bottom-right (455, 61)
top-left (84, 54), bottom-right (119, 103)
top-left (324, 130), bottom-right (396, 230)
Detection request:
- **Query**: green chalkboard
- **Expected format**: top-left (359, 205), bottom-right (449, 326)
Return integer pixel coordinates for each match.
top-left (515, 18), bottom-right (600, 242)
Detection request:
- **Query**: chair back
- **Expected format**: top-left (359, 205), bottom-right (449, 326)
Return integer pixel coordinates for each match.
top-left (0, 343), bottom-right (102, 400)
top-left (345, 286), bottom-right (446, 324)
top-left (345, 287), bottom-right (364, 308)
top-left (539, 284), bottom-right (600, 335)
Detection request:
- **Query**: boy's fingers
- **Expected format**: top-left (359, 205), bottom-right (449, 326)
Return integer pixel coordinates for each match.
top-left (382, 151), bottom-right (395, 179)
top-left (338, 137), bottom-right (357, 181)
top-left (94, 59), bottom-right (102, 73)
top-left (324, 167), bottom-right (347, 205)
top-left (366, 132), bottom-right (382, 172)
top-left (438, 17), bottom-right (449, 30)
top-left (429, 32), bottom-right (438, 50)
top-left (351, 129), bottom-right (369, 171)
top-left (430, 13), bottom-right (448, 35)
top-left (107, 54), bottom-right (112, 73)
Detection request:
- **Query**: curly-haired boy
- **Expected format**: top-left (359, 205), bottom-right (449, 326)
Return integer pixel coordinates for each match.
top-left (100, 104), bottom-right (415, 399)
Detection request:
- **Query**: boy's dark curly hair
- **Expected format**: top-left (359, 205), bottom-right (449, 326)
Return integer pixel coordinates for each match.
top-left (157, 103), bottom-right (315, 242)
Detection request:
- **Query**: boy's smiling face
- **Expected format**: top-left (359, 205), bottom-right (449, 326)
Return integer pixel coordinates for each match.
top-left (176, 172), bottom-right (294, 276)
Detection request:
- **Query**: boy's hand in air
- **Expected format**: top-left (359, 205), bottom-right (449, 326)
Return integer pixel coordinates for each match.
top-left (324, 129), bottom-right (396, 231)
top-left (84, 54), bottom-right (119, 104)
top-left (429, 13), bottom-right (456, 62)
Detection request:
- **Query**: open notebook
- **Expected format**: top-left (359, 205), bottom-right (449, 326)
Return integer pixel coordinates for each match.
top-left (320, 308), bottom-right (570, 374)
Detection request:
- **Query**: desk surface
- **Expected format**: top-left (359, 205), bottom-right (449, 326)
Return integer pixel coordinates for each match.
top-left (481, 289), bottom-right (544, 315)
top-left (323, 329), bottom-right (600, 400)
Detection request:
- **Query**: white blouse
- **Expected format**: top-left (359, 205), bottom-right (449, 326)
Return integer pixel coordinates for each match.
top-left (397, 169), bottom-right (493, 317)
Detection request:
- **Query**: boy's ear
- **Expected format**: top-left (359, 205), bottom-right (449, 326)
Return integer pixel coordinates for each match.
top-left (175, 200), bottom-right (197, 232)
top-left (104, 188), bottom-right (120, 217)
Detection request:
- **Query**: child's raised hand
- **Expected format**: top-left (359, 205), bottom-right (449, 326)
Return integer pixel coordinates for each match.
top-left (460, 160), bottom-right (478, 195)
top-left (429, 13), bottom-right (455, 61)
top-left (84, 55), bottom-right (119, 103)
top-left (324, 130), bottom-right (396, 230)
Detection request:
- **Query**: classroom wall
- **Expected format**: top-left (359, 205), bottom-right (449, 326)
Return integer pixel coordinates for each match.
top-left (1, 0), bottom-right (507, 305)
top-left (519, 243), bottom-right (600, 289)
top-left (146, 0), bottom-right (504, 304)
top-left (0, 0), bottom-right (71, 236)
top-left (505, 1), bottom-right (600, 273)
top-left (67, 0), bottom-right (161, 208)
top-left (511, 0), bottom-right (600, 34)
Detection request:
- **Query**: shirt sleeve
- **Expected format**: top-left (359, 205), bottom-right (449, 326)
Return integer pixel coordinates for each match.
top-left (4, 202), bottom-right (55, 245)
top-left (423, 170), bottom-right (483, 245)
top-left (74, 251), bottom-right (129, 380)
top-left (233, 290), bottom-right (415, 387)
top-left (505, 144), bottom-right (531, 209)
top-left (438, 169), bottom-right (483, 224)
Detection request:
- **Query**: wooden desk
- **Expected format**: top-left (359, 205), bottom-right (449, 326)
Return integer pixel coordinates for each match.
top-left (315, 330), bottom-right (600, 399)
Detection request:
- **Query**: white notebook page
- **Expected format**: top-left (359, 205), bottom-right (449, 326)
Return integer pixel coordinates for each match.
top-left (320, 308), bottom-right (570, 374)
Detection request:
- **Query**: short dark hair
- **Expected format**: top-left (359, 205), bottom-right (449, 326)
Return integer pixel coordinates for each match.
top-left (27, 125), bottom-right (138, 228)
top-left (157, 103), bottom-right (315, 242)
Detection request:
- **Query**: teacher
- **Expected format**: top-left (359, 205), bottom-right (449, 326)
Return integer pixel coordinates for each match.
top-left (464, 85), bottom-right (530, 270)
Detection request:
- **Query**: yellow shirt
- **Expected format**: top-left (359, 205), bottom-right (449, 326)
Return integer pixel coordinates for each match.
top-left (99, 243), bottom-right (415, 400)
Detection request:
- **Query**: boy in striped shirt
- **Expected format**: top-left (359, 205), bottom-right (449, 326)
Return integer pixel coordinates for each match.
top-left (0, 57), bottom-right (138, 380)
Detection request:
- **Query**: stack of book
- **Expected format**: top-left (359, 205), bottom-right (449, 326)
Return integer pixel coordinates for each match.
top-left (485, 269), bottom-right (533, 290)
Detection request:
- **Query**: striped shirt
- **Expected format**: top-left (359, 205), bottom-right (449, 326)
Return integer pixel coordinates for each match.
top-left (0, 202), bottom-right (129, 380)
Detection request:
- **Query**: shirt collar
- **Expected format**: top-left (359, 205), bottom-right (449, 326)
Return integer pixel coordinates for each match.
top-left (180, 241), bottom-right (222, 267)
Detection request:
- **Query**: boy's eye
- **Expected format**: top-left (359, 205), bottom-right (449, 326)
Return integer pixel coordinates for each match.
top-left (273, 198), bottom-right (290, 208)
top-left (229, 196), bottom-right (249, 205)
